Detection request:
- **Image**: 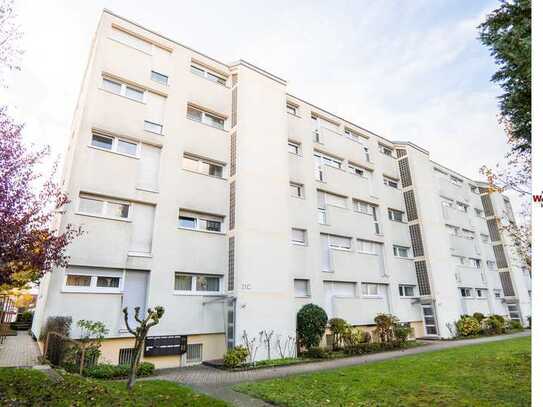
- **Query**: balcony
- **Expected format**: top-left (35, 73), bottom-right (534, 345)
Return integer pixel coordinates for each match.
top-left (314, 127), bottom-right (374, 168)
top-left (449, 235), bottom-right (480, 258)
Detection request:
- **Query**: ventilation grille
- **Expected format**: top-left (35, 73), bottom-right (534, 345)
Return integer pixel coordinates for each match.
top-left (398, 157), bottom-right (412, 187)
top-left (230, 132), bottom-right (237, 176)
top-left (409, 224), bottom-right (424, 257)
top-left (415, 261), bottom-right (431, 295)
top-left (229, 181), bottom-right (236, 230)
top-left (481, 194), bottom-right (494, 216)
top-left (404, 190), bottom-right (418, 221)
top-left (118, 348), bottom-right (135, 365)
top-left (493, 244), bottom-right (508, 269)
top-left (231, 87), bottom-right (238, 127)
top-left (487, 219), bottom-right (500, 242)
top-left (187, 343), bottom-right (203, 363)
top-left (499, 271), bottom-right (515, 296)
top-left (228, 237), bottom-right (235, 291)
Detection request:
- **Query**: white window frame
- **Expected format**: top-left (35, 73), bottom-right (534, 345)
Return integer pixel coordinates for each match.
top-left (393, 245), bottom-right (411, 259)
top-left (446, 225), bottom-right (459, 236)
top-left (173, 272), bottom-right (223, 296)
top-left (357, 239), bottom-right (380, 255)
top-left (294, 279), bottom-right (311, 298)
top-left (480, 234), bottom-right (490, 243)
top-left (326, 234), bottom-right (352, 251)
top-left (182, 154), bottom-right (225, 179)
top-left (77, 195), bottom-right (131, 222)
top-left (388, 208), bottom-right (404, 222)
top-left (144, 120), bottom-right (164, 135)
top-left (90, 133), bottom-right (140, 158)
top-left (187, 105), bottom-right (225, 130)
top-left (348, 163), bottom-right (367, 178)
top-left (323, 191), bottom-right (347, 209)
top-left (486, 260), bottom-right (497, 270)
top-left (456, 202), bottom-right (469, 213)
top-left (291, 228), bottom-right (307, 246)
top-left (288, 141), bottom-right (301, 156)
top-left (476, 288), bottom-right (487, 299)
top-left (467, 258), bottom-right (481, 269)
top-left (63, 270), bottom-right (124, 294)
top-left (460, 287), bottom-right (473, 298)
top-left (450, 176), bottom-right (463, 186)
top-left (452, 255), bottom-right (465, 266)
top-left (286, 104), bottom-right (297, 115)
top-left (361, 282), bottom-right (380, 297)
top-left (398, 284), bottom-right (416, 298)
top-left (101, 77), bottom-right (145, 103)
top-left (378, 144), bottom-right (395, 157)
top-left (475, 208), bottom-right (485, 218)
top-left (290, 182), bottom-right (304, 199)
top-left (383, 176), bottom-right (399, 189)
top-left (353, 200), bottom-right (381, 235)
top-left (178, 210), bottom-right (224, 234)
top-left (190, 64), bottom-right (227, 86)
top-left (314, 152), bottom-right (342, 170)
top-left (186, 343), bottom-right (203, 364)
top-left (150, 70), bottom-right (169, 86)
top-left (494, 289), bottom-right (502, 298)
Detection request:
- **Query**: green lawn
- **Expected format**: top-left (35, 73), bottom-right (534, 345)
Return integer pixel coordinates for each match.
top-left (0, 368), bottom-right (228, 406)
top-left (236, 337), bottom-right (531, 407)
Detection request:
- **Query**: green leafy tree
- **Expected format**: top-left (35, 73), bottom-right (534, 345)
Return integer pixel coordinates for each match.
top-left (296, 304), bottom-right (327, 350)
top-left (479, 0), bottom-right (531, 151)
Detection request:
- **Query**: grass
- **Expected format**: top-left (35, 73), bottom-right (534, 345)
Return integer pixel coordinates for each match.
top-left (0, 368), bottom-right (228, 406)
top-left (235, 336), bottom-right (531, 407)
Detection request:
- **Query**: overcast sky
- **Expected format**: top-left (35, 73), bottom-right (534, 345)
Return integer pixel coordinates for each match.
top-left (4, 0), bottom-right (509, 190)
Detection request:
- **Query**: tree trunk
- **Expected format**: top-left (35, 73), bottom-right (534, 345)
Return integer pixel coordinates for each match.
top-left (127, 338), bottom-right (144, 390)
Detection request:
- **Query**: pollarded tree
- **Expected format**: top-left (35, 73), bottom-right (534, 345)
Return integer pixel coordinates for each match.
top-left (0, 107), bottom-right (82, 291)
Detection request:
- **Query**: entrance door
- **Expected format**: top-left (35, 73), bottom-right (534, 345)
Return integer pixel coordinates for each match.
top-left (121, 270), bottom-right (149, 331)
top-left (421, 303), bottom-right (438, 336)
top-left (507, 302), bottom-right (521, 322)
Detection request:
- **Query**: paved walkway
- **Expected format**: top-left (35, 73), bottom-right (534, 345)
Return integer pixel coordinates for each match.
top-left (154, 331), bottom-right (530, 406)
top-left (0, 331), bottom-right (41, 367)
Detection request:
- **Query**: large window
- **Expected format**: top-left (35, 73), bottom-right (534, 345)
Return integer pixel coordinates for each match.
top-left (294, 279), bottom-right (310, 297)
top-left (174, 273), bottom-right (221, 294)
top-left (357, 239), bottom-right (380, 254)
top-left (393, 245), bottom-right (410, 258)
top-left (190, 64), bottom-right (227, 85)
top-left (383, 176), bottom-right (399, 189)
top-left (182, 154), bottom-right (224, 178)
top-left (102, 77), bottom-right (144, 102)
top-left (178, 210), bottom-right (224, 233)
top-left (398, 285), bottom-right (415, 297)
top-left (78, 194), bottom-right (130, 220)
top-left (328, 234), bottom-right (351, 250)
top-left (388, 208), bottom-right (404, 222)
top-left (361, 283), bottom-right (379, 297)
top-left (64, 269), bottom-right (123, 293)
top-left (314, 152), bottom-right (342, 181)
top-left (353, 199), bottom-right (380, 234)
top-left (90, 133), bottom-right (139, 157)
top-left (187, 106), bottom-right (225, 129)
top-left (459, 287), bottom-right (472, 298)
top-left (291, 228), bottom-right (307, 245)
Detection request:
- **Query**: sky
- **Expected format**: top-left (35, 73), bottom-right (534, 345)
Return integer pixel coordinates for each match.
top-left (3, 0), bottom-right (512, 199)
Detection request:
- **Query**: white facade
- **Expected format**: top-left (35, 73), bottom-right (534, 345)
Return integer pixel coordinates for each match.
top-left (32, 10), bottom-right (531, 368)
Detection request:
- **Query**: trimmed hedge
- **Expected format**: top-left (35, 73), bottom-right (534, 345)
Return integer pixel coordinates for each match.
top-left (84, 362), bottom-right (155, 379)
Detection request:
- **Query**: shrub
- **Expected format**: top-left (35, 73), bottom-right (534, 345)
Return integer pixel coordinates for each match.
top-left (509, 319), bottom-right (524, 330)
top-left (393, 323), bottom-right (412, 344)
top-left (491, 314), bottom-right (505, 324)
top-left (328, 318), bottom-right (347, 350)
top-left (481, 315), bottom-right (506, 335)
top-left (374, 314), bottom-right (398, 343)
top-left (303, 347), bottom-right (332, 359)
top-left (342, 327), bottom-right (371, 347)
top-left (455, 316), bottom-right (481, 336)
top-left (472, 312), bottom-right (485, 322)
top-left (42, 316), bottom-right (72, 366)
top-left (17, 311), bottom-right (33, 323)
top-left (297, 304), bottom-right (328, 349)
top-left (223, 346), bottom-right (249, 368)
top-left (84, 362), bottom-right (155, 379)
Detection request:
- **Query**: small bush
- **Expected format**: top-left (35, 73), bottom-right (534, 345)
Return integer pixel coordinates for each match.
top-left (328, 318), bottom-right (348, 350)
top-left (303, 347), bottom-right (332, 359)
top-left (84, 362), bottom-right (155, 379)
top-left (481, 315), bottom-right (506, 335)
top-left (297, 304), bottom-right (328, 349)
top-left (509, 320), bottom-right (524, 330)
top-left (472, 312), bottom-right (485, 322)
top-left (17, 311), bottom-right (33, 323)
top-left (342, 327), bottom-right (371, 347)
top-left (455, 316), bottom-right (481, 337)
top-left (374, 314), bottom-right (398, 343)
top-left (223, 346), bottom-right (249, 368)
top-left (393, 323), bottom-right (412, 343)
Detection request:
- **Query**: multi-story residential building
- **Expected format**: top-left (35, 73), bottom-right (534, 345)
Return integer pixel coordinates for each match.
top-left (31, 10), bottom-right (531, 368)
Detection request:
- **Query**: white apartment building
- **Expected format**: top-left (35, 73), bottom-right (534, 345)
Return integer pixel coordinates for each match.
top-left (32, 10), bottom-right (531, 368)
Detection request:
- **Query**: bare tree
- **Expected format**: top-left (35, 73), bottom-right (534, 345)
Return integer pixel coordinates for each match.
top-left (0, 0), bottom-right (23, 87)
top-left (275, 334), bottom-right (296, 359)
top-left (241, 330), bottom-right (260, 366)
top-left (259, 330), bottom-right (274, 360)
top-left (122, 306), bottom-right (164, 390)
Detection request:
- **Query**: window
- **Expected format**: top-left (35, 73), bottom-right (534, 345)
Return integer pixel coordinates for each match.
top-left (78, 195), bottom-right (130, 220)
top-left (357, 239), bottom-right (379, 254)
top-left (91, 133), bottom-right (139, 157)
top-left (327, 234), bottom-right (351, 250)
top-left (288, 141), bottom-right (300, 155)
top-left (441, 197), bottom-right (454, 208)
top-left (353, 200), bottom-right (380, 234)
top-left (470, 185), bottom-right (479, 194)
top-left (446, 225), bottom-right (459, 236)
top-left (363, 146), bottom-right (371, 162)
top-left (467, 258), bottom-right (481, 268)
top-left (290, 182), bottom-right (304, 198)
top-left (102, 77), bottom-right (144, 102)
top-left (398, 285), bottom-right (415, 297)
top-left (294, 279), bottom-right (310, 297)
top-left (450, 176), bottom-right (463, 186)
top-left (178, 210), bottom-right (224, 233)
top-left (475, 208), bottom-right (484, 218)
top-left (383, 176), bottom-right (399, 189)
top-left (314, 152), bottom-right (342, 170)
top-left (110, 27), bottom-right (152, 53)
top-left (494, 289), bottom-right (502, 298)
top-left (476, 288), bottom-right (487, 298)
top-left (64, 269), bottom-right (123, 293)
top-left (434, 167), bottom-right (449, 178)
top-left (379, 144), bottom-right (394, 157)
top-left (190, 64), bottom-right (227, 85)
top-left (452, 255), bottom-right (464, 265)
top-left (344, 128), bottom-right (366, 144)
top-left (393, 245), bottom-right (410, 258)
top-left (324, 192), bottom-right (347, 208)
top-left (291, 228), bottom-right (307, 245)
top-left (348, 163), bottom-right (367, 178)
top-left (361, 283), bottom-right (379, 296)
top-left (388, 208), bottom-right (404, 222)
top-left (462, 229), bottom-right (475, 240)
top-left (144, 120), bottom-right (163, 135)
top-left (456, 202), bottom-right (468, 212)
top-left (486, 260), bottom-right (497, 270)
top-left (286, 104), bottom-right (297, 115)
top-left (187, 106), bottom-right (225, 129)
top-left (480, 234), bottom-right (490, 243)
top-left (186, 344), bottom-right (203, 364)
top-left (182, 154), bottom-right (225, 178)
top-left (460, 287), bottom-right (472, 298)
top-left (150, 70), bottom-right (168, 85)
top-left (174, 273), bottom-right (221, 293)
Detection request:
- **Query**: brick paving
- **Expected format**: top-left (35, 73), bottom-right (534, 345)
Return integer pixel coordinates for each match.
top-left (153, 331), bottom-right (530, 406)
top-left (0, 331), bottom-right (41, 367)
